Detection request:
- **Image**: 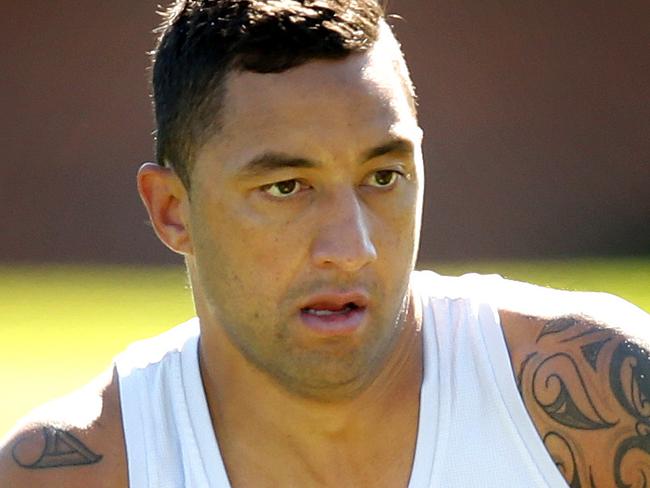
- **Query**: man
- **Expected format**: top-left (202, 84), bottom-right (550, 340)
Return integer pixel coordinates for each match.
top-left (1, 1), bottom-right (648, 486)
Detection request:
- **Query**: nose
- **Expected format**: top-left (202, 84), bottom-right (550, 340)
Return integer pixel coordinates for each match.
top-left (310, 189), bottom-right (378, 272)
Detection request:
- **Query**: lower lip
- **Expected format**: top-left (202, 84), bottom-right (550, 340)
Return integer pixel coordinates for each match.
top-left (299, 307), bottom-right (367, 336)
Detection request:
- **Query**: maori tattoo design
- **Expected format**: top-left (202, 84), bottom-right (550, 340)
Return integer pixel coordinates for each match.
top-left (516, 316), bottom-right (650, 487)
top-left (610, 341), bottom-right (650, 487)
top-left (12, 426), bottom-right (102, 469)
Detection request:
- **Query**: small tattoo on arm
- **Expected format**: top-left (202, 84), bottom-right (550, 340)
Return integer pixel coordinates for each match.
top-left (12, 426), bottom-right (103, 469)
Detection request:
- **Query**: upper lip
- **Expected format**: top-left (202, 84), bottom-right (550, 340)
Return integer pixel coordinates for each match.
top-left (300, 291), bottom-right (370, 311)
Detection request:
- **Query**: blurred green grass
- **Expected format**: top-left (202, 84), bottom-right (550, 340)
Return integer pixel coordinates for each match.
top-left (1, 258), bottom-right (648, 436)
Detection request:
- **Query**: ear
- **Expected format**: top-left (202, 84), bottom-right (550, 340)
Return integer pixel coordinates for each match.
top-left (137, 162), bottom-right (193, 255)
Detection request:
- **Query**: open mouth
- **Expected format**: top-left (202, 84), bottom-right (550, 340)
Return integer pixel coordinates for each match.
top-left (298, 294), bottom-right (368, 334)
top-left (301, 302), bottom-right (361, 317)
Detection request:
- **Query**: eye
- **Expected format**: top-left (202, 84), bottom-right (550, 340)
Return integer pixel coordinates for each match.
top-left (366, 170), bottom-right (401, 188)
top-left (262, 179), bottom-right (305, 198)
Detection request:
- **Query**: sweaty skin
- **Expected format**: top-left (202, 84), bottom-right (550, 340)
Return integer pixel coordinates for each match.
top-left (1, 21), bottom-right (649, 488)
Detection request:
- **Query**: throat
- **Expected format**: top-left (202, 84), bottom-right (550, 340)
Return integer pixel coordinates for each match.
top-left (200, 288), bottom-right (425, 487)
top-left (217, 395), bottom-right (422, 488)
top-left (211, 341), bottom-right (424, 488)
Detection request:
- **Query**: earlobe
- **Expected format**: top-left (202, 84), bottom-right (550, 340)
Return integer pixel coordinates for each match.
top-left (137, 162), bottom-right (193, 255)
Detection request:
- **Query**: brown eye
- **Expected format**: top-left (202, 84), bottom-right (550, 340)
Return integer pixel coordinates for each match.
top-left (369, 170), bottom-right (399, 187)
top-left (263, 179), bottom-right (302, 198)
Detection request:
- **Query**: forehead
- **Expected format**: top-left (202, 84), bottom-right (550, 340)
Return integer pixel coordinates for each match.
top-left (197, 24), bottom-right (419, 173)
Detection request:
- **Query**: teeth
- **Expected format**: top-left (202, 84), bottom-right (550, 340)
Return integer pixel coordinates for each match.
top-left (305, 306), bottom-right (351, 316)
top-left (311, 309), bottom-right (336, 316)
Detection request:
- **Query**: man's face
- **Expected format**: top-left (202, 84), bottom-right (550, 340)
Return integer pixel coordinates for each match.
top-left (187, 25), bottom-right (423, 400)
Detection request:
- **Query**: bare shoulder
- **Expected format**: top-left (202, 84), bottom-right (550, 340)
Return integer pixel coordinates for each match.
top-left (0, 367), bottom-right (127, 488)
top-left (496, 280), bottom-right (650, 487)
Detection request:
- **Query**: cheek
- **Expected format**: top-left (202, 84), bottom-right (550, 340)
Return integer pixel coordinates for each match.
top-left (373, 195), bottom-right (419, 253)
top-left (211, 212), bottom-right (309, 289)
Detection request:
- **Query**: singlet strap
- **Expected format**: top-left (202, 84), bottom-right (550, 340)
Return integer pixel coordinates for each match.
top-left (477, 301), bottom-right (569, 487)
top-left (116, 319), bottom-right (232, 487)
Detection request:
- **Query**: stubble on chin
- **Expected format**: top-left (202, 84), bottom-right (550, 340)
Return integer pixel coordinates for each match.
top-left (229, 289), bottom-right (413, 402)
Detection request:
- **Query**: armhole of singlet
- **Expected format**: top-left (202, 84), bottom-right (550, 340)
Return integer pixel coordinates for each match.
top-left (477, 302), bottom-right (569, 487)
top-left (116, 357), bottom-right (150, 488)
top-left (407, 270), bottom-right (443, 488)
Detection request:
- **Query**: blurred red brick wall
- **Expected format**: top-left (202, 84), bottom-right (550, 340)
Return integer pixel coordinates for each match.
top-left (1, 1), bottom-right (648, 264)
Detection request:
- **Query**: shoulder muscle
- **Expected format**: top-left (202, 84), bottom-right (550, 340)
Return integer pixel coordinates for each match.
top-left (500, 289), bottom-right (650, 487)
top-left (0, 367), bottom-right (127, 488)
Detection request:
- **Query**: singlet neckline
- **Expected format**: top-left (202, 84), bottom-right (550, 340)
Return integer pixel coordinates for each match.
top-left (181, 331), bottom-right (232, 486)
top-left (184, 272), bottom-right (440, 488)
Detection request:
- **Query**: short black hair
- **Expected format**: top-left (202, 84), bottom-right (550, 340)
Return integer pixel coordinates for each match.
top-left (152, 0), bottom-right (386, 188)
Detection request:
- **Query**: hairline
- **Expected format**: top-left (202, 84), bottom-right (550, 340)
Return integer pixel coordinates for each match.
top-left (164, 21), bottom-right (416, 190)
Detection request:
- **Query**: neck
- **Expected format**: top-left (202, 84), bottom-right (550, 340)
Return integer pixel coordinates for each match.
top-left (197, 290), bottom-right (424, 487)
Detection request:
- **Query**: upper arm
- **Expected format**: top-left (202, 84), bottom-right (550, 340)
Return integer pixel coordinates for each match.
top-left (501, 291), bottom-right (650, 487)
top-left (0, 367), bottom-right (128, 488)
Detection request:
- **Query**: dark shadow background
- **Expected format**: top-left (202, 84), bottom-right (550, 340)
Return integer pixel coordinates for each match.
top-left (1, 1), bottom-right (648, 264)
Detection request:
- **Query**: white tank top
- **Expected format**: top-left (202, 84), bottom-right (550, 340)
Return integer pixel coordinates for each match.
top-left (116, 271), bottom-right (569, 487)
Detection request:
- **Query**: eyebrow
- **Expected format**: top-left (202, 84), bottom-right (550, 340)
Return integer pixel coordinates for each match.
top-left (237, 137), bottom-right (414, 177)
top-left (238, 153), bottom-right (317, 177)
top-left (361, 138), bottom-right (414, 162)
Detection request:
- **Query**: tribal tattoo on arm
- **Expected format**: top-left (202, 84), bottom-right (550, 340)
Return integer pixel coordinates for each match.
top-left (513, 315), bottom-right (650, 487)
top-left (12, 426), bottom-right (102, 469)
